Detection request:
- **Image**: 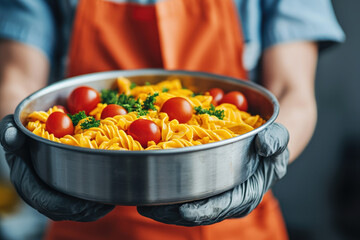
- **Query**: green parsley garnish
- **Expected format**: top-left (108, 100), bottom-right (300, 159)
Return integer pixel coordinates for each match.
top-left (194, 104), bottom-right (225, 120)
top-left (191, 92), bottom-right (202, 97)
top-left (117, 94), bottom-right (142, 113)
top-left (80, 117), bottom-right (100, 130)
top-left (67, 111), bottom-right (87, 126)
top-left (100, 89), bottom-right (119, 105)
top-left (136, 109), bottom-right (149, 117)
top-left (130, 82), bottom-right (137, 89)
top-left (145, 82), bottom-right (151, 86)
top-left (101, 90), bottom-right (142, 113)
top-left (100, 89), bottom-right (159, 117)
top-left (142, 92), bottom-right (159, 111)
top-left (162, 87), bottom-right (169, 92)
top-left (135, 92), bottom-right (159, 117)
top-left (68, 111), bottom-right (100, 129)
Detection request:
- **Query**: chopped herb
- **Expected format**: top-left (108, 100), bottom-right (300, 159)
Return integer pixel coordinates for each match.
top-left (194, 104), bottom-right (225, 120)
top-left (100, 89), bottom-right (159, 117)
top-left (130, 82), bottom-right (137, 89)
top-left (100, 89), bottom-right (119, 105)
top-left (137, 109), bottom-right (149, 117)
top-left (117, 94), bottom-right (142, 113)
top-left (68, 111), bottom-right (87, 126)
top-left (142, 92), bottom-right (159, 111)
top-left (145, 82), bottom-right (151, 86)
top-left (68, 111), bottom-right (100, 129)
top-left (80, 117), bottom-right (100, 129)
top-left (101, 90), bottom-right (142, 113)
top-left (191, 92), bottom-right (202, 97)
top-left (162, 87), bottom-right (169, 92)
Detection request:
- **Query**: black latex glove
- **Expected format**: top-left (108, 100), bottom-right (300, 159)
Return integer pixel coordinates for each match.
top-left (138, 122), bottom-right (289, 226)
top-left (0, 115), bottom-right (115, 222)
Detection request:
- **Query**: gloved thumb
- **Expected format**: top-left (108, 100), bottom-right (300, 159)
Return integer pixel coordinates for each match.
top-left (0, 115), bottom-right (26, 152)
top-left (255, 122), bottom-right (289, 157)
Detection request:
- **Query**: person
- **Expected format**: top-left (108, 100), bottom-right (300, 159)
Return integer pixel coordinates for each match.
top-left (0, 0), bottom-right (344, 239)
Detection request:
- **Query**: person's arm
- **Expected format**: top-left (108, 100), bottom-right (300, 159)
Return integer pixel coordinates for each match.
top-left (0, 39), bottom-right (117, 221)
top-left (0, 40), bottom-right (49, 119)
top-left (261, 41), bottom-right (318, 163)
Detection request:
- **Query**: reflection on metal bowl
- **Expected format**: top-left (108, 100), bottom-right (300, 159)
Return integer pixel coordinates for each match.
top-left (14, 70), bottom-right (279, 206)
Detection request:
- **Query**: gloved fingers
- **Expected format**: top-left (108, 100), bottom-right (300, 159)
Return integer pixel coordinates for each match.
top-left (42, 200), bottom-right (115, 222)
top-left (262, 148), bottom-right (289, 191)
top-left (179, 171), bottom-right (266, 224)
top-left (137, 204), bottom-right (198, 227)
top-left (0, 115), bottom-right (26, 155)
top-left (32, 184), bottom-right (115, 222)
top-left (273, 148), bottom-right (289, 180)
top-left (0, 115), bottom-right (26, 153)
top-left (179, 191), bottom-right (233, 225)
top-left (74, 203), bottom-right (115, 222)
top-left (255, 122), bottom-right (289, 157)
top-left (137, 191), bottom-right (235, 227)
top-left (138, 188), bottom-right (255, 226)
top-left (10, 153), bottom-right (114, 222)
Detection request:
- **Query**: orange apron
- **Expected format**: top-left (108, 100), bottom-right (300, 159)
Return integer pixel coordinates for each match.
top-left (46, 0), bottom-right (288, 239)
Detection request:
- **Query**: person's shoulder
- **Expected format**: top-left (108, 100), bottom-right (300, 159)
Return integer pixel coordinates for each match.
top-left (0, 0), bottom-right (62, 61)
top-left (261, 0), bottom-right (345, 51)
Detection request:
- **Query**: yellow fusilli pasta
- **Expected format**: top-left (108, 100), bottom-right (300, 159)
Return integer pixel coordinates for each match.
top-left (26, 78), bottom-right (266, 150)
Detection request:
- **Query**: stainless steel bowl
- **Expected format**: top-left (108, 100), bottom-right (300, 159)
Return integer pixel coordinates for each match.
top-left (14, 70), bottom-right (279, 206)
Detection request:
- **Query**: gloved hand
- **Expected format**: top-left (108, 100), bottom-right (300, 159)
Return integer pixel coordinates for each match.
top-left (138, 122), bottom-right (289, 226)
top-left (0, 115), bottom-right (115, 222)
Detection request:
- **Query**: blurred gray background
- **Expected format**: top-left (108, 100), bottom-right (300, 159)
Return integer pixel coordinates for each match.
top-left (273, 0), bottom-right (360, 239)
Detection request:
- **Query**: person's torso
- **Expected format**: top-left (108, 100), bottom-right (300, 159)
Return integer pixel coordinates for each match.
top-left (49, 0), bottom-right (263, 82)
top-left (45, 1), bottom-right (288, 239)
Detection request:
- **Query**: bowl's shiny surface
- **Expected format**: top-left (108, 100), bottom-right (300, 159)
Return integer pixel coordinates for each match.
top-left (14, 70), bottom-right (279, 205)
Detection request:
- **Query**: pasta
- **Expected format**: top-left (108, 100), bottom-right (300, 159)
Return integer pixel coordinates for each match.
top-left (25, 78), bottom-right (266, 150)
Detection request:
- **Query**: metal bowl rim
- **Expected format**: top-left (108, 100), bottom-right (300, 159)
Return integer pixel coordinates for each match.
top-left (14, 69), bottom-right (279, 156)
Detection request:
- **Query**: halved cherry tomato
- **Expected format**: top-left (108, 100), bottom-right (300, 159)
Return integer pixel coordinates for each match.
top-left (127, 119), bottom-right (161, 148)
top-left (219, 91), bottom-right (248, 111)
top-left (209, 88), bottom-right (224, 105)
top-left (160, 97), bottom-right (193, 123)
top-left (67, 86), bottom-right (100, 114)
top-left (101, 104), bottom-right (127, 119)
top-left (45, 112), bottom-right (74, 138)
top-left (54, 105), bottom-right (69, 114)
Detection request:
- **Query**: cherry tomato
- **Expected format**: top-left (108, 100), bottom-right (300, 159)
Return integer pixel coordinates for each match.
top-left (67, 86), bottom-right (100, 114)
top-left (101, 104), bottom-right (127, 119)
top-left (219, 91), bottom-right (248, 111)
top-left (127, 119), bottom-right (161, 148)
top-left (160, 97), bottom-right (193, 123)
top-left (54, 105), bottom-right (68, 114)
top-left (45, 112), bottom-right (74, 138)
top-left (209, 88), bottom-right (224, 105)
